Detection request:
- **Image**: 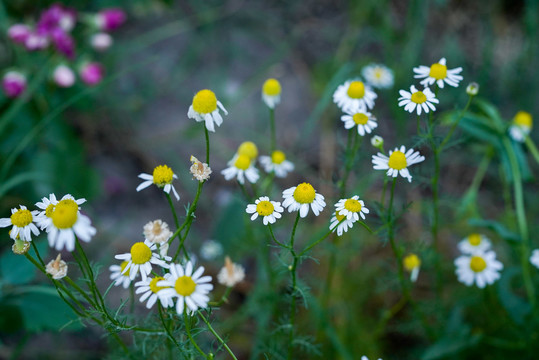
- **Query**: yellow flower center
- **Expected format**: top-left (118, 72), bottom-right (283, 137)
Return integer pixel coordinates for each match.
top-left (45, 204), bottom-right (55, 218)
top-left (234, 154), bottom-right (251, 170)
top-left (346, 81), bottom-right (365, 99)
top-left (175, 275), bottom-right (196, 296)
top-left (403, 254), bottom-right (421, 271)
top-left (467, 233), bottom-right (482, 246)
top-left (271, 150), bottom-right (286, 164)
top-left (352, 113), bottom-right (369, 125)
top-left (470, 256), bottom-right (487, 273)
top-left (335, 211), bottom-right (346, 222)
top-left (149, 276), bottom-right (167, 293)
top-left (192, 89), bottom-right (217, 114)
top-left (153, 165), bottom-right (174, 186)
top-left (51, 200), bottom-right (78, 229)
top-left (120, 261), bottom-right (131, 276)
top-left (10, 209), bottom-right (33, 228)
top-left (429, 63), bottom-right (447, 80)
top-left (388, 151), bottom-right (407, 170)
top-left (130, 242), bottom-right (152, 265)
top-left (256, 201), bottom-right (274, 216)
top-left (513, 111), bottom-right (532, 128)
top-left (344, 199), bottom-right (362, 212)
top-left (238, 141), bottom-right (258, 160)
top-left (374, 68), bottom-right (383, 79)
top-left (293, 183), bottom-right (316, 204)
top-left (411, 91), bottom-right (427, 104)
top-left (263, 78), bottom-right (281, 96)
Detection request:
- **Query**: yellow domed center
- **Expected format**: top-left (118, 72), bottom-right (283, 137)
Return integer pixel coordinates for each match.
top-left (45, 204), bottom-right (55, 218)
top-left (271, 150), bottom-right (286, 164)
top-left (153, 165), bottom-right (174, 186)
top-left (470, 256), bottom-right (487, 273)
top-left (130, 242), bottom-right (152, 264)
top-left (192, 89), bottom-right (217, 114)
top-left (374, 68), bottom-right (383, 79)
top-left (263, 78), bottom-right (281, 96)
top-left (335, 211), bottom-right (346, 222)
top-left (513, 111), bottom-right (532, 128)
top-left (149, 276), bottom-right (167, 293)
top-left (388, 151), bottom-right (407, 170)
top-left (346, 81), bottom-right (365, 99)
top-left (353, 113), bottom-right (369, 125)
top-left (467, 233), bottom-right (482, 246)
top-left (234, 154), bottom-right (251, 170)
top-left (344, 199), bottom-right (362, 212)
top-left (175, 275), bottom-right (196, 296)
top-left (403, 254), bottom-right (421, 271)
top-left (429, 63), bottom-right (447, 80)
top-left (51, 200), bottom-right (78, 229)
top-left (238, 141), bottom-right (258, 159)
top-left (293, 183), bottom-right (316, 204)
top-left (256, 201), bottom-right (274, 216)
top-left (120, 261), bottom-right (131, 276)
top-left (10, 209), bottom-right (33, 228)
top-left (411, 91), bottom-right (427, 104)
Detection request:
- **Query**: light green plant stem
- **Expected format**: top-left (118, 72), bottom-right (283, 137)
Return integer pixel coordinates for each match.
top-left (267, 223), bottom-right (290, 249)
top-left (269, 107), bottom-right (277, 153)
top-left (417, 115), bottom-right (421, 135)
top-left (340, 131), bottom-right (361, 198)
top-left (166, 192), bottom-right (189, 259)
top-left (184, 310), bottom-right (208, 359)
top-left (158, 306), bottom-right (182, 354)
top-left (198, 311), bottom-right (238, 360)
top-left (208, 287), bottom-right (233, 307)
top-left (287, 213), bottom-right (301, 360)
top-left (205, 125), bottom-right (210, 165)
top-left (439, 95), bottom-right (473, 151)
top-left (237, 181), bottom-right (250, 200)
top-left (172, 181), bottom-right (204, 262)
top-left (166, 192), bottom-right (181, 229)
top-left (524, 135), bottom-right (539, 165)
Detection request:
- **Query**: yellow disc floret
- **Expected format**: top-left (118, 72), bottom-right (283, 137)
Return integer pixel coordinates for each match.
top-left (404, 254), bottom-right (421, 271)
top-left (45, 204), bottom-right (55, 218)
top-left (388, 151), bottom-right (407, 170)
top-left (238, 141), bottom-right (258, 160)
top-left (467, 233), bottom-right (482, 246)
top-left (256, 201), bottom-right (275, 216)
top-left (347, 81), bottom-right (365, 99)
top-left (149, 276), bottom-right (167, 293)
top-left (175, 275), bottom-right (196, 296)
top-left (411, 91), bottom-right (427, 104)
top-left (353, 113), bottom-right (369, 125)
top-left (513, 111), bottom-right (532, 128)
top-left (263, 78), bottom-right (281, 96)
top-left (153, 165), bottom-right (174, 187)
top-left (192, 89), bottom-right (218, 114)
top-left (120, 261), bottom-right (131, 276)
top-left (374, 68), bottom-right (383, 79)
top-left (293, 183), bottom-right (316, 204)
top-left (10, 209), bottom-right (33, 228)
top-left (234, 154), bottom-right (251, 170)
top-left (51, 200), bottom-right (78, 229)
top-left (271, 150), bottom-right (286, 164)
top-left (335, 211), bottom-right (345, 222)
top-left (130, 242), bottom-right (152, 264)
top-left (429, 63), bottom-right (447, 80)
top-left (470, 256), bottom-right (487, 273)
top-left (344, 199), bottom-right (362, 213)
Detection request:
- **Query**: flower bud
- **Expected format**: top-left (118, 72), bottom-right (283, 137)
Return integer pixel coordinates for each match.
top-left (53, 65), bottom-right (76, 88)
top-left (2, 71), bottom-right (27, 98)
top-left (370, 135), bottom-right (384, 151)
top-left (466, 82), bottom-right (479, 96)
top-left (79, 62), bottom-right (104, 86)
top-left (12, 239), bottom-right (31, 255)
top-left (90, 32), bottom-right (113, 52)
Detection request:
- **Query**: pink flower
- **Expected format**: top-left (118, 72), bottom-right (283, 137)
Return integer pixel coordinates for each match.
top-left (90, 32), bottom-right (113, 51)
top-left (79, 62), bottom-right (104, 86)
top-left (96, 8), bottom-right (126, 31)
top-left (24, 32), bottom-right (49, 51)
top-left (2, 71), bottom-right (27, 98)
top-left (50, 28), bottom-right (75, 58)
top-left (53, 65), bottom-right (75, 88)
top-left (37, 4), bottom-right (77, 35)
top-left (8, 24), bottom-right (31, 44)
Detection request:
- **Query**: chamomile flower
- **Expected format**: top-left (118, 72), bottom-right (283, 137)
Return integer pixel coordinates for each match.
top-left (245, 196), bottom-right (284, 225)
top-left (143, 219), bottom-right (172, 245)
top-left (115, 239), bottom-right (171, 281)
top-left (329, 211), bottom-right (355, 236)
top-left (458, 233), bottom-right (491, 254)
top-left (282, 182), bottom-right (326, 218)
top-left (372, 145), bottom-right (425, 182)
top-left (530, 249), bottom-right (539, 269)
top-left (398, 85), bottom-right (438, 115)
top-left (334, 196), bottom-right (369, 221)
top-left (413, 57), bottom-right (463, 88)
top-left (455, 250), bottom-right (503, 288)
top-left (237, 141), bottom-right (259, 160)
top-left (0, 205), bottom-right (40, 242)
top-left (362, 63), bottom-right (394, 89)
top-left (35, 194), bottom-right (86, 233)
top-left (508, 111), bottom-right (533, 143)
top-left (333, 79), bottom-right (377, 112)
top-left (221, 154), bottom-right (259, 184)
top-left (157, 261), bottom-right (213, 315)
top-left (217, 256), bottom-right (245, 287)
top-left (187, 89), bottom-right (228, 132)
top-left (259, 150), bottom-right (295, 178)
top-left (136, 164), bottom-right (180, 201)
top-left (262, 78), bottom-right (281, 109)
top-left (135, 275), bottom-right (174, 309)
top-left (110, 261), bottom-right (136, 289)
top-left (403, 254), bottom-right (421, 282)
top-left (341, 108), bottom-right (378, 136)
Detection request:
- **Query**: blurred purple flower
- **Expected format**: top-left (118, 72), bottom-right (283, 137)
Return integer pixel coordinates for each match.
top-left (2, 71), bottom-right (27, 98)
top-left (80, 62), bottom-right (104, 86)
top-left (53, 65), bottom-right (75, 88)
top-left (96, 8), bottom-right (126, 31)
top-left (50, 28), bottom-right (75, 58)
top-left (37, 3), bottom-right (77, 35)
top-left (8, 24), bottom-right (32, 44)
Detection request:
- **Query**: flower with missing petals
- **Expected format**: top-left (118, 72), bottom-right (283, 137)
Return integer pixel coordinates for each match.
top-left (190, 155), bottom-right (212, 182)
top-left (46, 254), bottom-right (68, 279)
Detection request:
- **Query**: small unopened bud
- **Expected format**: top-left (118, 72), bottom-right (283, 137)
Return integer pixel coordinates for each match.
top-left (370, 135), bottom-right (384, 151)
top-left (12, 239), bottom-right (30, 255)
top-left (466, 82), bottom-right (479, 96)
top-left (46, 254), bottom-right (68, 279)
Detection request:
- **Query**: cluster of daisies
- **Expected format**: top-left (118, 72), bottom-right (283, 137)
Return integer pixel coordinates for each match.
top-left (454, 234), bottom-right (503, 288)
top-left (3, 4), bottom-right (126, 97)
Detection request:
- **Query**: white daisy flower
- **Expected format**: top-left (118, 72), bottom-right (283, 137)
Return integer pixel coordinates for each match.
top-left (187, 89), bottom-right (228, 133)
top-left (457, 233), bottom-right (491, 255)
top-left (372, 145), bottom-right (425, 182)
top-left (403, 254), bottom-right (421, 282)
top-left (200, 240), bottom-right (223, 261)
top-left (135, 275), bottom-right (174, 309)
top-left (35, 194), bottom-right (86, 233)
top-left (158, 261), bottom-right (213, 315)
top-left (530, 249), bottom-right (539, 269)
top-left (217, 256), bottom-right (245, 287)
top-left (334, 196), bottom-right (370, 221)
top-left (245, 196), bottom-right (284, 225)
top-left (0, 205), bottom-right (40, 242)
top-left (333, 79), bottom-right (377, 112)
top-left (45, 254), bottom-right (68, 280)
top-left (237, 141), bottom-right (259, 160)
top-left (136, 164), bottom-right (180, 201)
top-left (508, 111), bottom-right (533, 143)
top-left (259, 150), bottom-right (294, 178)
top-left (282, 182), bottom-right (326, 218)
top-left (455, 250), bottom-right (503, 288)
top-left (110, 261), bottom-right (136, 289)
top-left (413, 57), bottom-right (463, 88)
top-left (398, 85), bottom-right (439, 115)
top-left (221, 153), bottom-right (259, 184)
top-left (262, 78), bottom-right (281, 109)
top-left (189, 155), bottom-right (212, 182)
top-left (115, 239), bottom-right (171, 282)
top-left (329, 211), bottom-right (355, 236)
top-left (341, 108), bottom-right (378, 136)
top-left (361, 63), bottom-right (394, 89)
top-left (143, 219), bottom-right (173, 245)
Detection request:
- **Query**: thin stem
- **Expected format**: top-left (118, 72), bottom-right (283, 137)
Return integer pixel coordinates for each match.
top-left (184, 310), bottom-right (208, 359)
top-left (340, 131), bottom-right (361, 198)
top-left (166, 192), bottom-right (181, 229)
top-left (198, 311), bottom-right (238, 360)
top-left (439, 95), bottom-right (473, 151)
top-left (387, 178), bottom-right (406, 298)
top-left (269, 107), bottom-right (277, 153)
top-left (431, 148), bottom-right (442, 297)
top-left (524, 135), bottom-right (539, 166)
top-left (159, 306), bottom-right (182, 353)
top-left (417, 115), bottom-right (421, 135)
top-left (208, 287), bottom-right (233, 307)
top-left (172, 181), bottom-right (204, 262)
top-left (267, 223), bottom-right (290, 249)
top-left (380, 178), bottom-right (388, 211)
top-left (287, 213), bottom-right (301, 360)
top-left (204, 125), bottom-right (210, 165)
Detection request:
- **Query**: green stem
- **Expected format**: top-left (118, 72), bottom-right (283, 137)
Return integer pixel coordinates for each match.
top-left (439, 95), bottom-right (473, 151)
top-left (431, 147), bottom-right (442, 297)
top-left (166, 192), bottom-right (181, 229)
top-left (198, 311), bottom-right (238, 360)
top-left (269, 107), bottom-right (277, 153)
top-left (524, 135), bottom-right (539, 166)
top-left (340, 131), bottom-right (361, 198)
top-left (287, 213), bottom-right (301, 360)
top-left (387, 178), bottom-right (407, 299)
top-left (208, 287), bottom-right (233, 307)
top-left (159, 306), bottom-right (182, 353)
top-left (417, 115), bottom-right (421, 135)
top-left (172, 181), bottom-right (204, 262)
top-left (267, 223), bottom-right (290, 249)
top-left (184, 309), bottom-right (208, 359)
top-left (204, 125), bottom-right (210, 165)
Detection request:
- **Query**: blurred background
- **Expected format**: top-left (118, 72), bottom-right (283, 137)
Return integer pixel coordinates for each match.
top-left (0, 0), bottom-right (538, 359)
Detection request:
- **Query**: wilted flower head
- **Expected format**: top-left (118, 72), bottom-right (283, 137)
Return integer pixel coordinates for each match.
top-left (46, 254), bottom-right (68, 280)
top-left (79, 62), bottom-right (104, 86)
top-left (190, 155), bottom-right (212, 182)
top-left (53, 64), bottom-right (75, 88)
top-left (217, 256), bottom-right (245, 287)
top-left (96, 8), bottom-right (126, 32)
top-left (143, 219), bottom-right (172, 244)
top-left (2, 71), bottom-right (27, 98)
